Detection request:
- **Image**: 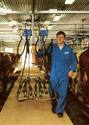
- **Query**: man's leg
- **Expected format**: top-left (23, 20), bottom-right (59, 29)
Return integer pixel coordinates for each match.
top-left (49, 86), bottom-right (57, 113)
top-left (56, 79), bottom-right (69, 116)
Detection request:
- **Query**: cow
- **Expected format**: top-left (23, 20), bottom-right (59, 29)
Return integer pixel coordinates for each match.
top-left (0, 52), bottom-right (20, 93)
top-left (79, 47), bottom-right (89, 104)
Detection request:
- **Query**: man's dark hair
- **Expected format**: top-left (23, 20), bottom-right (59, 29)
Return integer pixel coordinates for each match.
top-left (56, 31), bottom-right (66, 38)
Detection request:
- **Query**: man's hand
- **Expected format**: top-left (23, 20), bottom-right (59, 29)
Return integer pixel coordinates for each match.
top-left (68, 71), bottom-right (73, 78)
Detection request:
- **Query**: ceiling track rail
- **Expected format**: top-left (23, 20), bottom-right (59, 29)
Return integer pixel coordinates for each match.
top-left (2, 10), bottom-right (89, 14)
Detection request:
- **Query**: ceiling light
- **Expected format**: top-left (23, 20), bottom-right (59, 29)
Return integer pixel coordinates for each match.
top-left (0, 7), bottom-right (12, 15)
top-left (65, 0), bottom-right (75, 4)
top-left (48, 25), bottom-right (53, 30)
top-left (53, 15), bottom-right (62, 21)
top-left (49, 9), bottom-right (57, 12)
top-left (8, 21), bottom-right (18, 26)
top-left (5, 47), bottom-right (13, 53)
top-left (44, 21), bottom-right (51, 24)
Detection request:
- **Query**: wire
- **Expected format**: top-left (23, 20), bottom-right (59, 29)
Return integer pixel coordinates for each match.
top-left (17, 37), bottom-right (30, 101)
top-left (17, 36), bottom-right (27, 57)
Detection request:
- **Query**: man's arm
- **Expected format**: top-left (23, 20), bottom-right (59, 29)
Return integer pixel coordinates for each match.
top-left (46, 42), bottom-right (53, 54)
top-left (68, 50), bottom-right (77, 78)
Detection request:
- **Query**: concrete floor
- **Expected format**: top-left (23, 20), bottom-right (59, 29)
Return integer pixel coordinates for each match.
top-left (0, 70), bottom-right (73, 125)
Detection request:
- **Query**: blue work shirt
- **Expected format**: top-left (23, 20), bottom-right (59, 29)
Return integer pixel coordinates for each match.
top-left (50, 43), bottom-right (77, 88)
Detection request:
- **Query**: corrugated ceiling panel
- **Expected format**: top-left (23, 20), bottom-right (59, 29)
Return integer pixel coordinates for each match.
top-left (0, 0), bottom-right (32, 11)
top-left (35, 0), bottom-right (65, 10)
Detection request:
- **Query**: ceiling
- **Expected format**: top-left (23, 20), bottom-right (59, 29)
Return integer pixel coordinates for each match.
top-left (0, 0), bottom-right (89, 41)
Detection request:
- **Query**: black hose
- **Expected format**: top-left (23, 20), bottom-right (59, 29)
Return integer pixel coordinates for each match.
top-left (17, 36), bottom-right (26, 57)
top-left (17, 43), bottom-right (28, 101)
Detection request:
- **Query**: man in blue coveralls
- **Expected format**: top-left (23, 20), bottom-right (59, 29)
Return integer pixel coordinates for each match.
top-left (49, 31), bottom-right (77, 117)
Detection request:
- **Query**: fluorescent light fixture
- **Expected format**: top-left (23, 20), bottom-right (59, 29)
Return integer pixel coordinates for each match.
top-left (0, 7), bottom-right (12, 15)
top-left (44, 21), bottom-right (51, 24)
top-left (0, 13), bottom-right (7, 15)
top-left (0, 34), bottom-right (19, 40)
top-left (8, 21), bottom-right (18, 26)
top-left (48, 25), bottom-right (53, 30)
top-left (12, 29), bottom-right (18, 33)
top-left (53, 15), bottom-right (62, 21)
top-left (49, 9), bottom-right (57, 12)
top-left (65, 0), bottom-right (75, 4)
top-left (5, 47), bottom-right (13, 53)
top-left (49, 9), bottom-right (58, 14)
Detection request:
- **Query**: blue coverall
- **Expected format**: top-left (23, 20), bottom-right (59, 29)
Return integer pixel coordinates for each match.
top-left (50, 43), bottom-right (77, 114)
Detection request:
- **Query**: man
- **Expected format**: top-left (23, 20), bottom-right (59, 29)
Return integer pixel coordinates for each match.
top-left (49, 31), bottom-right (77, 117)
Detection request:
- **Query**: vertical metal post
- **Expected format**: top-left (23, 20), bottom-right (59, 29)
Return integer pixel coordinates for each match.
top-left (31, 0), bottom-right (35, 44)
top-left (32, 13), bottom-right (34, 44)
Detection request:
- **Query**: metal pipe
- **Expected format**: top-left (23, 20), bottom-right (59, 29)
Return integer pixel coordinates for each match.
top-left (42, 23), bottom-right (89, 25)
top-left (31, 0), bottom-right (35, 44)
top-left (35, 10), bottom-right (89, 14)
top-left (48, 29), bottom-right (89, 31)
top-left (3, 10), bottom-right (89, 14)
top-left (32, 13), bottom-right (34, 44)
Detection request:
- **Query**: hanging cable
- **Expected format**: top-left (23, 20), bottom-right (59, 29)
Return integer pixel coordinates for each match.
top-left (17, 36), bottom-right (26, 57)
top-left (17, 24), bottom-right (32, 101)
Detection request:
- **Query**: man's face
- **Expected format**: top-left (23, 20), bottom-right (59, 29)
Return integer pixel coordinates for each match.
top-left (56, 34), bottom-right (65, 44)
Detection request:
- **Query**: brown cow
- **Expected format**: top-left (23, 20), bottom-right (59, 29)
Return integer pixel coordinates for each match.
top-left (0, 52), bottom-right (20, 93)
top-left (79, 47), bottom-right (89, 104)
